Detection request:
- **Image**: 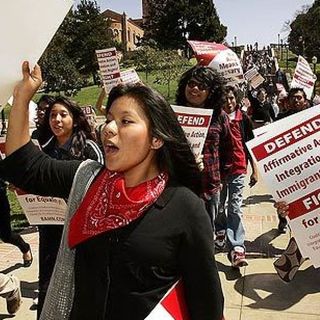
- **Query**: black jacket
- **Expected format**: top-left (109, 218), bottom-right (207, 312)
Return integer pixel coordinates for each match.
top-left (0, 141), bottom-right (224, 320)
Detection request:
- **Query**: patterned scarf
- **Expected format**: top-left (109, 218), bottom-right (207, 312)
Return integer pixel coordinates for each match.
top-left (68, 169), bottom-right (168, 248)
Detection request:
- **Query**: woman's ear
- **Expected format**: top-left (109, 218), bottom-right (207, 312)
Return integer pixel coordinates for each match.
top-left (151, 137), bottom-right (164, 150)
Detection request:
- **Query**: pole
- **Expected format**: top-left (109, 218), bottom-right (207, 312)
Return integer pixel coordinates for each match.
top-left (286, 44), bottom-right (289, 71)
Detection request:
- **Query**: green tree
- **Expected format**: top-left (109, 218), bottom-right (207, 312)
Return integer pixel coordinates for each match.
top-left (288, 0), bottom-right (320, 60)
top-left (69, 0), bottom-right (117, 80)
top-left (154, 50), bottom-right (188, 98)
top-left (132, 45), bottom-right (160, 82)
top-left (143, 0), bottom-right (226, 50)
top-left (39, 11), bottom-right (84, 95)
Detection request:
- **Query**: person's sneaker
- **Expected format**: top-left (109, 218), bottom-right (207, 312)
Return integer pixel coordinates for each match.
top-left (229, 247), bottom-right (248, 268)
top-left (6, 275), bottom-right (22, 314)
top-left (214, 230), bottom-right (226, 250)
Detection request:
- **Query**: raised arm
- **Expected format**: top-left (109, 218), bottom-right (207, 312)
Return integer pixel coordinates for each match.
top-left (6, 61), bottom-right (42, 156)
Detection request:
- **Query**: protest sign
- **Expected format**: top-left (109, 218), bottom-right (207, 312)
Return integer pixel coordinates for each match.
top-left (171, 105), bottom-right (212, 157)
top-left (246, 105), bottom-right (320, 267)
top-left (81, 105), bottom-right (97, 132)
top-left (15, 188), bottom-right (67, 225)
top-left (244, 67), bottom-right (265, 89)
top-left (120, 69), bottom-right (140, 85)
top-left (145, 280), bottom-right (190, 320)
top-left (96, 48), bottom-right (121, 93)
top-left (0, 0), bottom-right (73, 106)
top-left (291, 56), bottom-right (317, 100)
top-left (187, 40), bottom-right (244, 85)
top-left (0, 138), bottom-right (67, 225)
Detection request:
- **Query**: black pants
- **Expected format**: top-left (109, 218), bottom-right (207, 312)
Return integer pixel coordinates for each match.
top-left (37, 225), bottom-right (63, 319)
top-left (0, 187), bottom-right (30, 254)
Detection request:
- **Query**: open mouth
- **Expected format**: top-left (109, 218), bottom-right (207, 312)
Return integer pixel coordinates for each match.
top-left (104, 142), bottom-right (119, 154)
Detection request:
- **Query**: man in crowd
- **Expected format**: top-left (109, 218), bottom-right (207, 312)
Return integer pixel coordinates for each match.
top-left (275, 87), bottom-right (309, 232)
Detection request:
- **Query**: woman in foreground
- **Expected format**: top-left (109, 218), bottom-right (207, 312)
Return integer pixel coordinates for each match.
top-left (0, 62), bottom-right (224, 320)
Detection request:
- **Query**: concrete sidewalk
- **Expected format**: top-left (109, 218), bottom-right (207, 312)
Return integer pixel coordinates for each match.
top-left (0, 179), bottom-right (320, 319)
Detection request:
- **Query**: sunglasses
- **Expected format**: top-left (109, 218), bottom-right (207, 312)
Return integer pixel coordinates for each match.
top-left (187, 80), bottom-right (209, 91)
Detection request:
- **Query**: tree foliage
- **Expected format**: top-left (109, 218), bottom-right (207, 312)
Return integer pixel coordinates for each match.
top-left (39, 0), bottom-right (116, 93)
top-left (288, 0), bottom-right (320, 60)
top-left (143, 0), bottom-right (226, 50)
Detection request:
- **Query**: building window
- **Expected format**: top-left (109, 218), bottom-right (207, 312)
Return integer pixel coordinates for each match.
top-left (128, 29), bottom-right (131, 42)
top-left (133, 32), bottom-right (136, 44)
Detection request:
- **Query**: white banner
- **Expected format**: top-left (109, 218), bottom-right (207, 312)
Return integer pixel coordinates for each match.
top-left (120, 69), bottom-right (140, 85)
top-left (244, 67), bottom-right (265, 89)
top-left (0, 0), bottom-right (73, 106)
top-left (96, 48), bottom-right (121, 94)
top-left (171, 105), bottom-right (212, 157)
top-left (246, 105), bottom-right (320, 267)
top-left (291, 55), bottom-right (317, 100)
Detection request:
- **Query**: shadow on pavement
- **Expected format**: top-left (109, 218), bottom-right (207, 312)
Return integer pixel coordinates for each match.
top-left (234, 265), bottom-right (320, 311)
top-left (243, 194), bottom-right (274, 206)
top-left (0, 263), bottom-right (24, 274)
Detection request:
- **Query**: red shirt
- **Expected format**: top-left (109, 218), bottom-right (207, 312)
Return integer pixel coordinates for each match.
top-left (228, 109), bottom-right (247, 175)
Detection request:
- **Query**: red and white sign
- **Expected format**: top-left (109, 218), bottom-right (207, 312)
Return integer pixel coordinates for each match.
top-left (188, 40), bottom-right (244, 85)
top-left (145, 281), bottom-right (190, 320)
top-left (291, 55), bottom-right (317, 100)
top-left (246, 105), bottom-right (320, 267)
top-left (171, 105), bottom-right (212, 157)
top-left (96, 47), bottom-right (121, 93)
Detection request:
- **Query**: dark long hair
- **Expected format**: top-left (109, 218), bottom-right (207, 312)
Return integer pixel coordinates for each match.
top-left (176, 66), bottom-right (226, 117)
top-left (39, 96), bottom-right (95, 159)
top-left (107, 83), bottom-right (203, 196)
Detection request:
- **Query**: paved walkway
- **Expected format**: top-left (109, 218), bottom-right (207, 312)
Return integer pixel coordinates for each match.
top-left (0, 177), bottom-right (320, 319)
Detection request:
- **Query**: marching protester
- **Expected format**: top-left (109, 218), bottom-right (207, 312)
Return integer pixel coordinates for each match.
top-left (247, 87), bottom-right (276, 128)
top-left (0, 62), bottom-right (224, 320)
top-left (34, 95), bottom-right (104, 318)
top-left (275, 87), bottom-right (309, 234)
top-left (176, 66), bottom-right (233, 244)
top-left (216, 85), bottom-right (258, 268)
top-left (0, 178), bottom-right (33, 267)
top-left (0, 273), bottom-right (21, 314)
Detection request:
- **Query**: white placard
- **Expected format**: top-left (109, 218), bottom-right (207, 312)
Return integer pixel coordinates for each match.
top-left (15, 188), bottom-right (67, 225)
top-left (0, 0), bottom-right (73, 106)
top-left (244, 67), bottom-right (265, 89)
top-left (0, 139), bottom-right (67, 225)
top-left (120, 69), bottom-right (140, 85)
top-left (96, 48), bottom-right (121, 93)
top-left (291, 55), bottom-right (317, 100)
top-left (171, 105), bottom-right (212, 157)
top-left (246, 105), bottom-right (320, 267)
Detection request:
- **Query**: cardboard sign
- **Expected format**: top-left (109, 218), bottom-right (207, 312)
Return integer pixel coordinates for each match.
top-left (120, 69), bottom-right (140, 85)
top-left (96, 48), bottom-right (121, 93)
top-left (15, 187), bottom-right (67, 225)
top-left (0, 139), bottom-right (67, 225)
top-left (0, 0), bottom-right (73, 106)
top-left (171, 105), bottom-right (212, 157)
top-left (188, 40), bottom-right (244, 85)
top-left (246, 105), bottom-right (320, 267)
top-left (291, 56), bottom-right (317, 100)
top-left (244, 67), bottom-right (265, 89)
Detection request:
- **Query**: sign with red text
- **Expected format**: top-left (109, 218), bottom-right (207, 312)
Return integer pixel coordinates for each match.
top-left (96, 48), bottom-right (121, 94)
top-left (0, 139), bottom-right (67, 225)
top-left (291, 55), bottom-right (317, 100)
top-left (0, 0), bottom-right (73, 106)
top-left (246, 105), bottom-right (320, 267)
top-left (145, 280), bottom-right (190, 320)
top-left (171, 105), bottom-right (212, 157)
top-left (188, 40), bottom-right (244, 85)
top-left (15, 188), bottom-right (67, 225)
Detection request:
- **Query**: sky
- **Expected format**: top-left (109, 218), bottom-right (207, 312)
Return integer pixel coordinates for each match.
top-left (83, 0), bottom-right (315, 47)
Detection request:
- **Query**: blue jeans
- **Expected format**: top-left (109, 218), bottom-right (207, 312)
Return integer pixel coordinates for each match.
top-left (205, 191), bottom-right (220, 232)
top-left (216, 174), bottom-right (245, 250)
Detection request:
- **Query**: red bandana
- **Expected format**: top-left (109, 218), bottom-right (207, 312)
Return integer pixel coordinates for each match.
top-left (68, 169), bottom-right (168, 248)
